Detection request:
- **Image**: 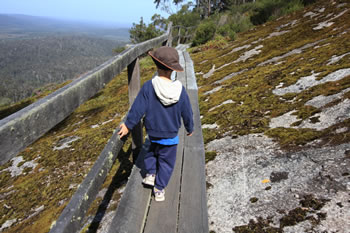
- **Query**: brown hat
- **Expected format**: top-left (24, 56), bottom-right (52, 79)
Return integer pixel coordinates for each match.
top-left (148, 46), bottom-right (184, 72)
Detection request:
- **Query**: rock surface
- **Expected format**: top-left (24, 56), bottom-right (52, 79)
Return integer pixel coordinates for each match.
top-left (206, 135), bottom-right (350, 233)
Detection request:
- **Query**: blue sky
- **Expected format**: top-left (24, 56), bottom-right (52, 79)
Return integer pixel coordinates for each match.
top-left (0, 0), bottom-right (185, 27)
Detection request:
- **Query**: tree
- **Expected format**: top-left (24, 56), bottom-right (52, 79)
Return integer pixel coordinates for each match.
top-left (129, 15), bottom-right (167, 43)
top-left (168, 3), bottom-right (200, 27)
top-left (154, 0), bottom-right (184, 8)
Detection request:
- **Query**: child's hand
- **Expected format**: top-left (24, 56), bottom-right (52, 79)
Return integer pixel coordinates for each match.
top-left (118, 123), bottom-right (129, 139)
top-left (187, 132), bottom-right (193, 136)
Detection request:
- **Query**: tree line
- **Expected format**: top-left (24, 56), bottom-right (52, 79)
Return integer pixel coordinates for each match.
top-left (129, 0), bottom-right (317, 46)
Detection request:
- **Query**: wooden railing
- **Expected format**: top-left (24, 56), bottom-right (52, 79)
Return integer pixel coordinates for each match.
top-left (0, 23), bottom-right (172, 166)
top-left (43, 24), bottom-right (175, 233)
top-left (172, 25), bottom-right (196, 45)
top-left (0, 22), bottom-right (209, 233)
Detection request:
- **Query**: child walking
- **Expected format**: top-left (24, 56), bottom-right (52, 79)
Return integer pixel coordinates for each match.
top-left (118, 46), bottom-right (193, 202)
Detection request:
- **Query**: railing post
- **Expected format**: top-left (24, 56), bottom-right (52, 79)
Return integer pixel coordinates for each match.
top-left (163, 21), bottom-right (173, 47)
top-left (184, 29), bottom-right (189, 44)
top-left (127, 58), bottom-right (143, 163)
top-left (177, 26), bottom-right (181, 45)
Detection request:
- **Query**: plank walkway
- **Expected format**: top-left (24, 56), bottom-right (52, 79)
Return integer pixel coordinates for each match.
top-left (107, 45), bottom-right (209, 233)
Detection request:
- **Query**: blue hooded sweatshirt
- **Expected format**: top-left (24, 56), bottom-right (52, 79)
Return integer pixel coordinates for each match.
top-left (125, 76), bottom-right (193, 139)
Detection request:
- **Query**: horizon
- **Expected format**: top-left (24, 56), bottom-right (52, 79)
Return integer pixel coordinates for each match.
top-left (0, 13), bottom-right (132, 28)
top-left (0, 0), bottom-right (186, 28)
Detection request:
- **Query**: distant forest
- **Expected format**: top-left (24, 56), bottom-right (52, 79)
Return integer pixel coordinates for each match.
top-left (0, 14), bottom-right (129, 106)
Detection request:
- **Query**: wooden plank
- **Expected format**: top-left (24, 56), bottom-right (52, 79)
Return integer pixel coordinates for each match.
top-left (183, 52), bottom-right (198, 90)
top-left (143, 127), bottom-right (185, 233)
top-left (178, 90), bottom-right (209, 231)
top-left (175, 49), bottom-right (186, 84)
top-left (49, 125), bottom-right (126, 233)
top-left (0, 30), bottom-right (170, 166)
top-left (143, 49), bottom-right (187, 232)
top-left (107, 139), bottom-right (152, 233)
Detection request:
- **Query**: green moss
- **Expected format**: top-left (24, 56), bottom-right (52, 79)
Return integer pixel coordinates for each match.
top-left (279, 207), bottom-right (308, 228)
top-left (205, 151), bottom-right (217, 163)
top-left (300, 194), bottom-right (329, 211)
top-left (233, 217), bottom-right (281, 233)
top-left (0, 81), bottom-right (71, 120)
top-left (193, 14), bottom-right (350, 145)
top-left (193, 0), bottom-right (350, 146)
top-left (234, 195), bottom-right (329, 232)
top-left (0, 55), bottom-right (156, 232)
top-left (202, 128), bottom-right (218, 144)
top-left (265, 128), bottom-right (322, 149)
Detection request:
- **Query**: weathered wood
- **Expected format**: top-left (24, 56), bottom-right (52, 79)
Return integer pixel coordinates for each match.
top-left (177, 27), bottom-right (181, 45)
top-left (178, 88), bottom-right (209, 233)
top-left (107, 140), bottom-right (152, 233)
top-left (183, 51), bottom-right (198, 90)
top-left (128, 58), bottom-right (143, 162)
top-left (128, 58), bottom-right (141, 104)
top-left (143, 127), bottom-right (185, 233)
top-left (177, 51), bottom-right (208, 232)
top-left (107, 48), bottom-right (210, 233)
top-left (142, 47), bottom-right (191, 233)
top-left (49, 125), bottom-right (126, 233)
top-left (166, 26), bottom-right (173, 47)
top-left (176, 50), bottom-right (186, 84)
top-left (0, 30), bottom-right (170, 166)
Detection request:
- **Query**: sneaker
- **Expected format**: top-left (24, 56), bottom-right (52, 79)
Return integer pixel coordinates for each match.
top-left (154, 187), bottom-right (165, 202)
top-left (142, 174), bottom-right (155, 186)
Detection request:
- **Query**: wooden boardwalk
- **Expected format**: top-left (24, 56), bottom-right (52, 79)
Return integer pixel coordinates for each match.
top-left (107, 45), bottom-right (209, 233)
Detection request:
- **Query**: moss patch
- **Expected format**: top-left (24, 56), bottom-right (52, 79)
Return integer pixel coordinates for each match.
top-left (205, 151), bottom-right (217, 163)
top-left (233, 195), bottom-right (329, 232)
top-left (0, 81), bottom-right (71, 120)
top-left (191, 0), bottom-right (350, 150)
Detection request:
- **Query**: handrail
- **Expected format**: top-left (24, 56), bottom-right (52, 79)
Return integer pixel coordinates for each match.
top-left (49, 122), bottom-right (127, 233)
top-left (172, 25), bottom-right (196, 45)
top-left (0, 22), bottom-right (172, 166)
top-left (46, 23), bottom-right (173, 233)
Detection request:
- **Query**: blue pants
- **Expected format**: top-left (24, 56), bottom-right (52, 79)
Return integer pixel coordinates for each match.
top-left (144, 142), bottom-right (177, 190)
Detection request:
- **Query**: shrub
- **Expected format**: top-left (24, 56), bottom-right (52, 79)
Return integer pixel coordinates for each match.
top-left (192, 21), bottom-right (216, 46)
top-left (217, 11), bottom-right (252, 41)
top-left (199, 35), bottom-right (230, 51)
top-left (250, 0), bottom-right (304, 25)
top-left (129, 17), bottom-right (163, 43)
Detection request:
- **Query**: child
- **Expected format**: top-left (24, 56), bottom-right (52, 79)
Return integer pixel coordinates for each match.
top-left (118, 46), bottom-right (194, 202)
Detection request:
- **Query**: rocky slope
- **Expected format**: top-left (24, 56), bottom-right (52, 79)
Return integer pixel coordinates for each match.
top-left (190, 0), bottom-right (350, 232)
top-left (1, 0), bottom-right (350, 232)
top-left (0, 56), bottom-right (157, 233)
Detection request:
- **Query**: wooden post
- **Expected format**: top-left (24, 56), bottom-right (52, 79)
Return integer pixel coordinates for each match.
top-left (184, 29), bottom-right (189, 44)
top-left (177, 26), bottom-right (181, 45)
top-left (127, 58), bottom-right (143, 163)
top-left (166, 27), bottom-right (173, 47)
top-left (164, 21), bottom-right (173, 47)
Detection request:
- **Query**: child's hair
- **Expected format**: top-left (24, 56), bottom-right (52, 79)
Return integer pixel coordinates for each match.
top-left (152, 58), bottom-right (172, 71)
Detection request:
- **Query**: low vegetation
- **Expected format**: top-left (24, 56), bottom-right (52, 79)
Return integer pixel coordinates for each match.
top-left (191, 0), bottom-right (350, 150)
top-left (0, 56), bottom-right (157, 233)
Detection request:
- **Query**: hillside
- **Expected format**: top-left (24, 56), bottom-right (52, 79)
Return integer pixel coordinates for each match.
top-left (0, 55), bottom-right (157, 233)
top-left (0, 14), bottom-right (129, 105)
top-left (0, 35), bottom-right (123, 104)
top-left (1, 0), bottom-right (350, 233)
top-left (189, 0), bottom-right (350, 232)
